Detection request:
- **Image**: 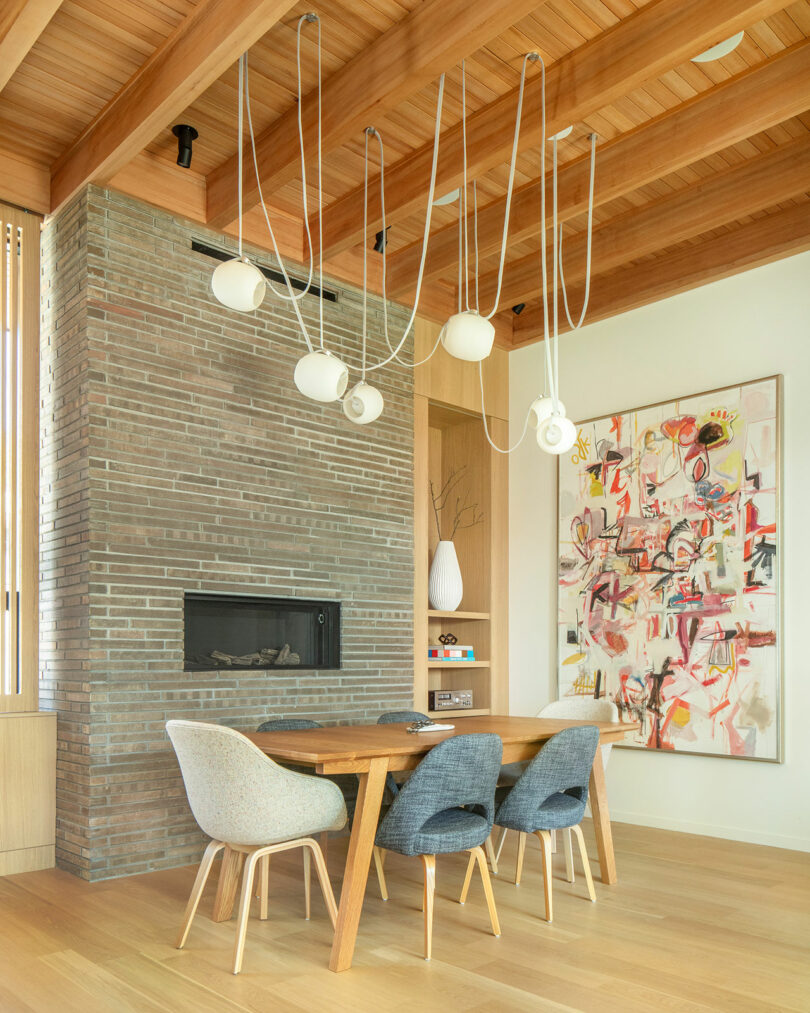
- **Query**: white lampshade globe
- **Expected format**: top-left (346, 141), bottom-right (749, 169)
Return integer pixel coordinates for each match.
top-left (293, 350), bottom-right (349, 403)
top-left (528, 395), bottom-right (566, 429)
top-left (343, 382), bottom-right (384, 425)
top-left (211, 257), bottom-right (266, 312)
top-left (440, 311), bottom-right (496, 362)
top-left (537, 413), bottom-right (576, 454)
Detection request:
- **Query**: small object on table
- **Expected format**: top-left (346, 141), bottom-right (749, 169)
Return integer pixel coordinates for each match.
top-left (407, 719), bottom-right (456, 733)
top-left (438, 632), bottom-right (458, 645)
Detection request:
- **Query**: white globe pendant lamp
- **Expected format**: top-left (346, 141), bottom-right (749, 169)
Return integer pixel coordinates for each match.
top-left (528, 395), bottom-right (566, 429)
top-left (536, 413), bottom-right (576, 454)
top-left (441, 310), bottom-right (496, 362)
top-left (211, 257), bottom-right (266, 312)
top-left (294, 349), bottom-right (349, 403)
top-left (343, 381), bottom-right (384, 425)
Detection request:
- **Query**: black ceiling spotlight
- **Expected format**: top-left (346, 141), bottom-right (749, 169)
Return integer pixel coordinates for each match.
top-left (373, 227), bottom-right (390, 253)
top-left (172, 124), bottom-right (199, 168)
top-left (512, 303), bottom-right (526, 315)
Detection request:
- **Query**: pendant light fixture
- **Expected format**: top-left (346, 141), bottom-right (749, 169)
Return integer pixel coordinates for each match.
top-left (294, 349), bottom-right (349, 402)
top-left (211, 55), bottom-right (266, 312)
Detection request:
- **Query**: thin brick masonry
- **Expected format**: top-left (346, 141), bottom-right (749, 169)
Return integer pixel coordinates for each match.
top-left (40, 186), bottom-right (415, 880)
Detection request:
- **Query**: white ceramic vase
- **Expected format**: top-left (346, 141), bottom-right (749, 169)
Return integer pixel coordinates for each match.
top-left (428, 540), bottom-right (463, 611)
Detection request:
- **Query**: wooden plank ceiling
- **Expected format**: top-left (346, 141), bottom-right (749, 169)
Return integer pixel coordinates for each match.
top-left (1, 0), bottom-right (808, 348)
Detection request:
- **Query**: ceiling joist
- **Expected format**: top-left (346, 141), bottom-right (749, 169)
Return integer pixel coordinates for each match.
top-left (311, 0), bottom-right (790, 262)
top-left (510, 202), bottom-right (810, 348)
top-left (49, 0), bottom-right (300, 215)
top-left (476, 133), bottom-right (810, 310)
top-left (0, 0), bottom-right (62, 94)
top-left (386, 40), bottom-right (810, 299)
top-left (205, 0), bottom-right (550, 230)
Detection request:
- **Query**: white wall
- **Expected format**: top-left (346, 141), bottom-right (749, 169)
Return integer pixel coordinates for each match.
top-left (509, 252), bottom-right (810, 851)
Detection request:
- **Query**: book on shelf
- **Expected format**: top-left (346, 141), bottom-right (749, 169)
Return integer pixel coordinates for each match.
top-left (428, 647), bottom-right (475, 660)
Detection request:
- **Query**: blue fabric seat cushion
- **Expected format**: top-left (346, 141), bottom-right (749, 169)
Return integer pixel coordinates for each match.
top-left (498, 791), bottom-right (586, 832)
top-left (376, 805), bottom-right (490, 856)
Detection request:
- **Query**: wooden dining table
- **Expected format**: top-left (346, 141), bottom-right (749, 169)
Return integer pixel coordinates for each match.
top-left (219, 715), bottom-right (638, 972)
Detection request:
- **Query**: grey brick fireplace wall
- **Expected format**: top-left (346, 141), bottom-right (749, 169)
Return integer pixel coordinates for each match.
top-left (40, 186), bottom-right (415, 880)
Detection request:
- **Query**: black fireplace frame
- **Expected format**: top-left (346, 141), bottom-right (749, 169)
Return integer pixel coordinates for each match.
top-left (183, 592), bottom-right (341, 672)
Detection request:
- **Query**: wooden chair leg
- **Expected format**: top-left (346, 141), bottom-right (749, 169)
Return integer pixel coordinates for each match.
top-left (570, 823), bottom-right (596, 903)
top-left (212, 846), bottom-right (245, 922)
top-left (373, 846), bottom-right (388, 901)
top-left (320, 830), bottom-right (329, 865)
top-left (421, 854), bottom-right (436, 960)
top-left (458, 850), bottom-right (476, 904)
top-left (536, 830), bottom-right (554, 923)
top-left (176, 840), bottom-right (224, 948)
top-left (563, 827), bottom-right (575, 883)
top-left (472, 845), bottom-right (501, 937)
top-left (515, 831), bottom-right (527, 886)
top-left (259, 853), bottom-right (270, 920)
top-left (550, 828), bottom-right (557, 854)
top-left (494, 826), bottom-right (508, 865)
top-left (232, 850), bottom-right (261, 974)
top-left (485, 833), bottom-right (498, 876)
top-left (303, 845), bottom-right (312, 920)
top-left (306, 838), bottom-right (338, 928)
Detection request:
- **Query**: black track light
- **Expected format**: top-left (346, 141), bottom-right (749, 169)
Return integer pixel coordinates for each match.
top-left (172, 124), bottom-right (199, 168)
top-left (512, 303), bottom-right (526, 315)
top-left (373, 227), bottom-right (390, 253)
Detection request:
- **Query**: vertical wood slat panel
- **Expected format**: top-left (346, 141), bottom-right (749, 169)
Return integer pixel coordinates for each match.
top-left (1, 221), bottom-right (7, 695)
top-left (0, 204), bottom-right (40, 713)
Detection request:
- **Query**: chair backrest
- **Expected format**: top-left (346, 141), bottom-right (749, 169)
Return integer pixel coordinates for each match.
top-left (167, 719), bottom-right (346, 845)
top-left (496, 726), bottom-right (599, 828)
top-left (257, 717), bottom-right (323, 732)
top-left (539, 696), bottom-right (618, 769)
top-left (377, 733), bottom-right (503, 843)
top-left (377, 710), bottom-right (430, 724)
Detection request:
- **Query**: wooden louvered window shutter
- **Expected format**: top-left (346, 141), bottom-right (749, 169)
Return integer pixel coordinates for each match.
top-left (0, 203), bottom-right (39, 713)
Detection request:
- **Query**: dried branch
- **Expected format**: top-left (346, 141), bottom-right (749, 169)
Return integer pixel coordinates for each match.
top-left (431, 465), bottom-right (485, 541)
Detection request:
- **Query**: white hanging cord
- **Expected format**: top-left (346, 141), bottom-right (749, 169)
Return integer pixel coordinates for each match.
top-left (462, 60), bottom-right (470, 313)
top-left (539, 54), bottom-right (556, 418)
top-left (457, 194), bottom-right (463, 312)
top-left (476, 52), bottom-right (548, 456)
top-left (237, 55), bottom-right (244, 258)
top-left (551, 135), bottom-right (559, 412)
top-left (479, 361), bottom-right (534, 454)
top-left (473, 179), bottom-right (480, 312)
top-left (363, 73), bottom-right (446, 374)
top-left (244, 54), bottom-right (315, 350)
top-left (558, 132), bottom-right (597, 330)
top-left (481, 52), bottom-right (538, 321)
top-left (361, 128), bottom-right (370, 378)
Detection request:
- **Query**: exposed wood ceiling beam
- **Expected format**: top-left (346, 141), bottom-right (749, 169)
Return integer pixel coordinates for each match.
top-left (509, 202), bottom-right (810, 348)
top-left (0, 150), bottom-right (49, 213)
top-left (0, 0), bottom-right (62, 93)
top-left (205, 0), bottom-right (550, 230)
top-left (49, 0), bottom-right (299, 216)
top-left (476, 134), bottom-right (810, 310)
top-left (312, 0), bottom-right (788, 262)
top-left (387, 39), bottom-right (810, 298)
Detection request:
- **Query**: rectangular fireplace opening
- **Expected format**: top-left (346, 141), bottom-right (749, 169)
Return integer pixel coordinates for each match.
top-left (184, 593), bottom-right (341, 671)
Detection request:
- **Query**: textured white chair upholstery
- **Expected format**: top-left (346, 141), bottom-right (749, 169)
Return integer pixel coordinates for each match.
top-left (167, 719), bottom-right (347, 974)
top-left (495, 697), bottom-right (618, 878)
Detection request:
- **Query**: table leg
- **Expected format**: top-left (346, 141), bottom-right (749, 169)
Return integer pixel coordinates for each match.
top-left (328, 756), bottom-right (388, 972)
top-left (588, 746), bottom-right (617, 884)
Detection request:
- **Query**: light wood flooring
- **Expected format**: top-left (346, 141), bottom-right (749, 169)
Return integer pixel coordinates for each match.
top-left (0, 822), bottom-right (807, 1013)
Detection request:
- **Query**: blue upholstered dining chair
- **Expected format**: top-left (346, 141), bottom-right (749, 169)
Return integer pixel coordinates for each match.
top-left (377, 710), bottom-right (431, 800)
top-left (374, 733), bottom-right (503, 960)
top-left (494, 725), bottom-right (600, 923)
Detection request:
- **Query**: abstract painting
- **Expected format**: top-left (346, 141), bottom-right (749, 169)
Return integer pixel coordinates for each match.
top-left (557, 376), bottom-right (781, 761)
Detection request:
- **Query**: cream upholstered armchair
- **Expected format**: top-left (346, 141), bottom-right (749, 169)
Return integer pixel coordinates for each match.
top-left (167, 719), bottom-right (346, 974)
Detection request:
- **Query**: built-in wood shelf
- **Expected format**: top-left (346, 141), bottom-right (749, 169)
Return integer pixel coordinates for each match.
top-left (427, 660), bottom-right (490, 668)
top-left (428, 708), bottom-right (491, 719)
top-left (427, 609), bottom-right (490, 620)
